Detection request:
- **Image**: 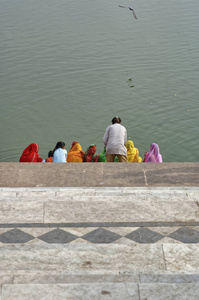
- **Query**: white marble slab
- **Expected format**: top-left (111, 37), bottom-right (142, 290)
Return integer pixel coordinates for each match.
top-left (12, 271), bottom-right (139, 284)
top-left (123, 187), bottom-right (199, 191)
top-left (1, 187), bottom-right (199, 201)
top-left (163, 244), bottom-right (199, 272)
top-left (0, 275), bottom-right (13, 285)
top-left (57, 189), bottom-right (96, 197)
top-left (139, 283), bottom-right (199, 300)
top-left (2, 283), bottom-right (139, 300)
top-left (71, 193), bottom-right (191, 201)
top-left (186, 192), bottom-right (199, 201)
top-left (139, 273), bottom-right (199, 283)
top-left (0, 192), bottom-right (17, 198)
top-left (0, 244), bottom-right (165, 272)
top-left (1, 270), bottom-right (199, 285)
top-left (16, 191), bottom-right (57, 199)
top-left (0, 201), bottom-right (44, 223)
top-left (44, 198), bottom-right (199, 223)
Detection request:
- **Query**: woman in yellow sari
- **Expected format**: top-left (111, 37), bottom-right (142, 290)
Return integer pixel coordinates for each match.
top-left (67, 141), bottom-right (85, 163)
top-left (125, 140), bottom-right (142, 163)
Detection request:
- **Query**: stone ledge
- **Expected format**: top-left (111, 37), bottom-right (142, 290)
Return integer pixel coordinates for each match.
top-left (0, 162), bottom-right (199, 187)
top-left (1, 282), bottom-right (199, 300)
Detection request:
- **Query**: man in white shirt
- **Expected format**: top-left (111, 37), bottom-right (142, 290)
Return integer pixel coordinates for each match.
top-left (103, 116), bottom-right (128, 162)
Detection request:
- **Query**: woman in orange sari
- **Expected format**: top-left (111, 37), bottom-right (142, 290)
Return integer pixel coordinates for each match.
top-left (67, 141), bottom-right (85, 163)
top-left (19, 143), bottom-right (43, 162)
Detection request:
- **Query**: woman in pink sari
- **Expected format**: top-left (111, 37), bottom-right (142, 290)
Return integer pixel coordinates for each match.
top-left (19, 143), bottom-right (43, 162)
top-left (144, 143), bottom-right (163, 162)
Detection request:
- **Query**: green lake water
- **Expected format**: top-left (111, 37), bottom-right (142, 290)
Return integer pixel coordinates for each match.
top-left (0, 0), bottom-right (199, 162)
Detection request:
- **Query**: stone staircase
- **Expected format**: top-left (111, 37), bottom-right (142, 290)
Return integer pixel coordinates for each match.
top-left (0, 187), bottom-right (199, 299)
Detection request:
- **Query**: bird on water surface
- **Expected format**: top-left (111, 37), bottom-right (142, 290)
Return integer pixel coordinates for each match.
top-left (119, 5), bottom-right (137, 19)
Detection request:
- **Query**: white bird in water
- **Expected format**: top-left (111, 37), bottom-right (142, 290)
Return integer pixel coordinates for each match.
top-left (119, 5), bottom-right (137, 19)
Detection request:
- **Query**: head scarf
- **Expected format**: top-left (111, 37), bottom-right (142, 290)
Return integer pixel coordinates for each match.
top-left (145, 143), bottom-right (163, 162)
top-left (19, 143), bottom-right (43, 162)
top-left (67, 141), bottom-right (85, 163)
top-left (125, 140), bottom-right (142, 163)
top-left (84, 144), bottom-right (98, 162)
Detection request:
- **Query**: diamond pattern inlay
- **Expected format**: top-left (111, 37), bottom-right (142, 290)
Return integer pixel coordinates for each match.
top-left (38, 229), bottom-right (78, 244)
top-left (0, 229), bottom-right (34, 243)
top-left (0, 226), bottom-right (199, 244)
top-left (82, 228), bottom-right (121, 243)
top-left (125, 228), bottom-right (164, 244)
top-left (168, 227), bottom-right (199, 243)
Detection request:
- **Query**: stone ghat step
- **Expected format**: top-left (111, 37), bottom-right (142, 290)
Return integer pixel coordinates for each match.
top-left (1, 187), bottom-right (199, 202)
top-left (0, 187), bottom-right (199, 224)
top-left (1, 162), bottom-right (199, 188)
top-left (0, 243), bottom-right (199, 275)
top-left (1, 282), bottom-right (199, 300)
top-left (0, 242), bottom-right (199, 299)
top-left (0, 242), bottom-right (199, 298)
top-left (1, 270), bottom-right (199, 285)
top-left (1, 186), bottom-right (199, 196)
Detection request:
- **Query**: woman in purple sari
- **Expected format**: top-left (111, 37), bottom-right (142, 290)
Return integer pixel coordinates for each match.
top-left (144, 143), bottom-right (163, 162)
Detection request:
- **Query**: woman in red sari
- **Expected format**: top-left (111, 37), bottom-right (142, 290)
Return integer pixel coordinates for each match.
top-left (83, 144), bottom-right (98, 162)
top-left (19, 143), bottom-right (43, 162)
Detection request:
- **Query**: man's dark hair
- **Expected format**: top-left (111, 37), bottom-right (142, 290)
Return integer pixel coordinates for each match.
top-left (112, 116), bottom-right (121, 124)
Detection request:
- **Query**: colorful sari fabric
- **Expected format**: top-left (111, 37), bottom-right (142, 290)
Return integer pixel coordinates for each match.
top-left (125, 140), bottom-right (142, 163)
top-left (19, 143), bottom-right (43, 162)
top-left (144, 143), bottom-right (163, 162)
top-left (46, 157), bottom-right (53, 163)
top-left (67, 141), bottom-right (85, 163)
top-left (84, 144), bottom-right (98, 162)
top-left (46, 150), bottom-right (53, 163)
top-left (98, 147), bottom-right (107, 162)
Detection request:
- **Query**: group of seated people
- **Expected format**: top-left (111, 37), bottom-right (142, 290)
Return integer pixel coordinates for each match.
top-left (19, 140), bottom-right (163, 163)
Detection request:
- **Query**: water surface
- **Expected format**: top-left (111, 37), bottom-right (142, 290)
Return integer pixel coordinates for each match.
top-left (0, 0), bottom-right (199, 162)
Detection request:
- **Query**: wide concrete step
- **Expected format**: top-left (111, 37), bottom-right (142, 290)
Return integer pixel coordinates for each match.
top-left (1, 162), bottom-right (199, 188)
top-left (0, 187), bottom-right (199, 224)
top-left (0, 243), bottom-right (199, 274)
top-left (1, 186), bottom-right (199, 197)
top-left (2, 270), bottom-right (199, 285)
top-left (1, 282), bottom-right (199, 300)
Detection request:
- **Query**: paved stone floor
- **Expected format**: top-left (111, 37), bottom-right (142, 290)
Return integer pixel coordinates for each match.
top-left (0, 163), bottom-right (199, 299)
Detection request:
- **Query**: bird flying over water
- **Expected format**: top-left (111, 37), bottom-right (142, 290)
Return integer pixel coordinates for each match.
top-left (119, 5), bottom-right (137, 19)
